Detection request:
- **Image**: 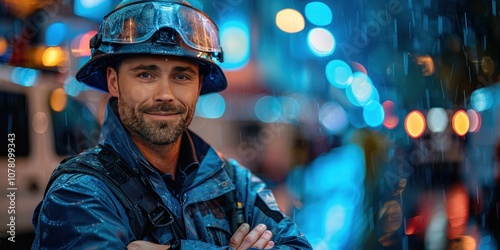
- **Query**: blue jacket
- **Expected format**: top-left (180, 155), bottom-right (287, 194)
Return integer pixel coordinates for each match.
top-left (32, 97), bottom-right (312, 249)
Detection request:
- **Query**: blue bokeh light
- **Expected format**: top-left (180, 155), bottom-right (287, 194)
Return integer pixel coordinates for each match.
top-left (305, 2), bottom-right (333, 26)
top-left (11, 67), bottom-right (38, 87)
top-left (363, 101), bottom-right (385, 127)
top-left (346, 73), bottom-right (379, 107)
top-left (325, 60), bottom-right (353, 89)
top-left (471, 87), bottom-right (494, 112)
top-left (74, 0), bottom-right (112, 21)
top-left (46, 23), bottom-right (67, 46)
top-left (278, 96), bottom-right (301, 122)
top-left (255, 96), bottom-right (282, 123)
top-left (296, 144), bottom-right (366, 248)
top-left (220, 21), bottom-right (250, 70)
top-left (195, 93), bottom-right (226, 119)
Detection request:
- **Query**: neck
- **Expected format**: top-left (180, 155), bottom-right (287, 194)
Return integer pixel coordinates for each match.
top-left (131, 134), bottom-right (182, 178)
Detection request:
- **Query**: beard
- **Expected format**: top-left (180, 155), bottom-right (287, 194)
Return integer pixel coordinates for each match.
top-left (118, 95), bottom-right (195, 145)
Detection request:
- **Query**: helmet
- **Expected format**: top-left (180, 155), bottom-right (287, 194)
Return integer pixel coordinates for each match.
top-left (76, 0), bottom-right (227, 95)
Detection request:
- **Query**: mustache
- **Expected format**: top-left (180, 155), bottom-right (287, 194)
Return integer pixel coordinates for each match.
top-left (139, 103), bottom-right (186, 113)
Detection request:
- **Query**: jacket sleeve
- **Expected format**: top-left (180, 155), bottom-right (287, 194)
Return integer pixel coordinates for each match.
top-left (31, 174), bottom-right (135, 250)
top-left (232, 162), bottom-right (313, 250)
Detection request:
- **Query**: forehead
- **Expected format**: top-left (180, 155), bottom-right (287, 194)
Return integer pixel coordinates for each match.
top-left (119, 55), bottom-right (199, 69)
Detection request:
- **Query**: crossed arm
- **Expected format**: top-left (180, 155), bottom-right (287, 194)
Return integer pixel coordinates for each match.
top-left (128, 223), bottom-right (274, 250)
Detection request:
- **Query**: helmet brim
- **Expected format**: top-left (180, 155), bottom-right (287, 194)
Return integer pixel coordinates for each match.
top-left (75, 45), bottom-right (227, 95)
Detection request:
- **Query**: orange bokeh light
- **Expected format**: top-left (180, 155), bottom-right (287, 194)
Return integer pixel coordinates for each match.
top-left (452, 110), bottom-right (470, 136)
top-left (405, 110), bottom-right (426, 138)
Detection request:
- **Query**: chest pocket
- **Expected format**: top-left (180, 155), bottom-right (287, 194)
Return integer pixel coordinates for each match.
top-left (185, 196), bottom-right (232, 246)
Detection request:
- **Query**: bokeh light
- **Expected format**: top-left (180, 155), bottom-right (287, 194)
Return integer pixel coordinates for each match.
top-left (32, 112), bottom-right (49, 134)
top-left (275, 8), bottom-right (305, 33)
top-left (470, 87), bottom-right (493, 112)
top-left (74, 0), bottom-right (112, 21)
top-left (45, 22), bottom-right (67, 46)
top-left (346, 73), bottom-right (379, 107)
top-left (350, 62), bottom-right (368, 75)
top-left (71, 30), bottom-right (97, 57)
top-left (467, 109), bottom-right (481, 133)
top-left (325, 60), bottom-right (353, 89)
top-left (426, 108), bottom-right (448, 133)
top-left (405, 110), bottom-right (426, 138)
top-left (11, 67), bottom-right (38, 87)
top-left (50, 88), bottom-right (68, 112)
top-left (363, 101), bottom-right (384, 127)
top-left (382, 101), bottom-right (399, 129)
top-left (220, 22), bottom-right (250, 70)
top-left (305, 2), bottom-right (333, 26)
top-left (278, 96), bottom-right (301, 121)
top-left (452, 110), bottom-right (470, 136)
top-left (319, 102), bottom-right (348, 134)
top-left (481, 56), bottom-right (495, 75)
top-left (0, 36), bottom-right (8, 56)
top-left (42, 47), bottom-right (64, 67)
top-left (195, 93), bottom-right (226, 119)
top-left (307, 28), bottom-right (335, 57)
top-left (351, 74), bottom-right (374, 104)
top-left (415, 55), bottom-right (435, 76)
top-left (255, 96), bottom-right (282, 123)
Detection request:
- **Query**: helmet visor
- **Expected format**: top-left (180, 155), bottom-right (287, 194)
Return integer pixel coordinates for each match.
top-left (100, 2), bottom-right (221, 54)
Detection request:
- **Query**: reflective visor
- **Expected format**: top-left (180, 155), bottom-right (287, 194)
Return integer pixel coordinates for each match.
top-left (100, 2), bottom-right (222, 54)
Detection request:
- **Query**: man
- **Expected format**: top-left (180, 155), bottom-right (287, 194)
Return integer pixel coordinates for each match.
top-left (31, 0), bottom-right (312, 249)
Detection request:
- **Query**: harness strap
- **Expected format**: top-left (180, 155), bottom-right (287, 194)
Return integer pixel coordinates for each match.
top-left (223, 159), bottom-right (245, 233)
top-left (45, 145), bottom-right (183, 243)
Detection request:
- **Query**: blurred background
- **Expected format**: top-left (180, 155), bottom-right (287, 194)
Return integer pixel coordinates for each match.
top-left (1, 0), bottom-right (500, 249)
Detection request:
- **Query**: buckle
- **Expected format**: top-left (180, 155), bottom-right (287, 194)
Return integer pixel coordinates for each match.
top-left (147, 203), bottom-right (174, 227)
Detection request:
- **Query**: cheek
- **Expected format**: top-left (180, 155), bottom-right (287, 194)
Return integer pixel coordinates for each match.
top-left (124, 84), bottom-right (152, 102)
top-left (182, 92), bottom-right (200, 109)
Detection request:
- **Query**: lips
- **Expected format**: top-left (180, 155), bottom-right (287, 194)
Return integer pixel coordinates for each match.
top-left (144, 111), bottom-right (181, 121)
top-left (146, 111), bottom-right (179, 116)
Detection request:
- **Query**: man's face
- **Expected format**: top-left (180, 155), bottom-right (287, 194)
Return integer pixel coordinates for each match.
top-left (107, 55), bottom-right (202, 145)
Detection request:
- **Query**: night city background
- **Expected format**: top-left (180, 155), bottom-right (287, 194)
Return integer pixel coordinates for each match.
top-left (1, 0), bottom-right (500, 249)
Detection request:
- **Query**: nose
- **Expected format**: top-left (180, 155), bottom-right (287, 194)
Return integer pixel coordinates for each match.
top-left (152, 80), bottom-right (174, 103)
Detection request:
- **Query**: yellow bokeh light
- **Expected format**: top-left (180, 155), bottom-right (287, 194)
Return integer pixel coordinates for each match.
top-left (50, 88), bottom-right (68, 112)
top-left (452, 110), bottom-right (470, 136)
top-left (405, 111), bottom-right (426, 138)
top-left (42, 47), bottom-right (63, 67)
top-left (276, 9), bottom-right (305, 33)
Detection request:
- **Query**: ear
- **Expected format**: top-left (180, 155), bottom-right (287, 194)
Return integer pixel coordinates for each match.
top-left (107, 67), bottom-right (119, 97)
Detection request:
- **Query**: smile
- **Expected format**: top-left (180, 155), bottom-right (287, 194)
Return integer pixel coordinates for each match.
top-left (145, 112), bottom-right (180, 121)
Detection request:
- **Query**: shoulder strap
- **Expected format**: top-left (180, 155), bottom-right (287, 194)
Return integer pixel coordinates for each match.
top-left (44, 145), bottom-right (182, 243)
top-left (223, 159), bottom-right (245, 233)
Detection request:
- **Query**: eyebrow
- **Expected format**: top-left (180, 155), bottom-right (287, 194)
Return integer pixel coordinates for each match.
top-left (130, 64), bottom-right (160, 72)
top-left (171, 66), bottom-right (198, 75)
top-left (129, 65), bottom-right (198, 75)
